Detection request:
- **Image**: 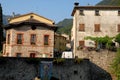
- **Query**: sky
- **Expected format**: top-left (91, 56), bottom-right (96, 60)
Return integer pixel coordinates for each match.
top-left (0, 0), bottom-right (102, 23)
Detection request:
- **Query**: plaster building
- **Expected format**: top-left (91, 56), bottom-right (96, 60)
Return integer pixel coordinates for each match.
top-left (3, 13), bottom-right (57, 58)
top-left (71, 3), bottom-right (120, 58)
top-left (54, 33), bottom-right (67, 52)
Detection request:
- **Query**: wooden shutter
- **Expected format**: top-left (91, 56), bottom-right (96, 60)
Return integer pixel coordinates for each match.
top-left (79, 41), bottom-right (84, 46)
top-left (94, 24), bottom-right (100, 32)
top-left (79, 24), bottom-right (85, 31)
top-left (118, 24), bottom-right (120, 32)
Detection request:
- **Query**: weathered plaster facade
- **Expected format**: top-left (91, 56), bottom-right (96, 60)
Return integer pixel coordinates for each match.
top-left (71, 3), bottom-right (120, 58)
top-left (3, 13), bottom-right (57, 58)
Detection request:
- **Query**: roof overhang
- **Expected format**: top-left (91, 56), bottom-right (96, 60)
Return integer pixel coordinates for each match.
top-left (71, 6), bottom-right (120, 16)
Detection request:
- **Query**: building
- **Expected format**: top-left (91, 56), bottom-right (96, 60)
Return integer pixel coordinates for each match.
top-left (54, 33), bottom-right (67, 52)
top-left (3, 13), bottom-right (57, 58)
top-left (71, 3), bottom-right (120, 58)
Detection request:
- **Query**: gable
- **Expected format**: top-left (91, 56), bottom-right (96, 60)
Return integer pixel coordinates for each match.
top-left (8, 13), bottom-right (54, 25)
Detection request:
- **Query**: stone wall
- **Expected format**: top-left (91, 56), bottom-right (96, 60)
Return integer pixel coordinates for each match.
top-left (76, 50), bottom-right (116, 72)
top-left (0, 57), bottom-right (112, 80)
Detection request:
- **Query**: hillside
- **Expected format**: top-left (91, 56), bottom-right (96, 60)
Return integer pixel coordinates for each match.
top-left (96, 0), bottom-right (120, 6)
top-left (56, 19), bottom-right (73, 35)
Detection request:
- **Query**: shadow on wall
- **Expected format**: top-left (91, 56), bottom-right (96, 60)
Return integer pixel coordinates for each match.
top-left (0, 57), bottom-right (112, 80)
top-left (89, 61), bottom-right (112, 80)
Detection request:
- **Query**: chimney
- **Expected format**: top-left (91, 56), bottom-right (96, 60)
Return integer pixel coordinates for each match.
top-left (74, 2), bottom-right (79, 6)
top-left (12, 12), bottom-right (15, 17)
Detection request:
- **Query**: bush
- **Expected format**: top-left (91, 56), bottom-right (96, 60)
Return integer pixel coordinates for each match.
top-left (111, 48), bottom-right (120, 80)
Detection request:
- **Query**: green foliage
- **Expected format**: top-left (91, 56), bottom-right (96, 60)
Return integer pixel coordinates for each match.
top-left (111, 48), bottom-right (120, 80)
top-left (53, 58), bottom-right (65, 64)
top-left (115, 33), bottom-right (120, 45)
top-left (56, 19), bottom-right (73, 35)
top-left (96, 0), bottom-right (120, 6)
top-left (85, 36), bottom-right (114, 49)
top-left (74, 58), bottom-right (83, 64)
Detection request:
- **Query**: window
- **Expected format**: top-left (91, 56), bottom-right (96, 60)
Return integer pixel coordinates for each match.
top-left (30, 34), bottom-right (36, 45)
top-left (44, 35), bottom-right (49, 45)
top-left (79, 24), bottom-right (85, 31)
top-left (17, 34), bottom-right (23, 44)
top-left (94, 24), bottom-right (100, 32)
top-left (7, 34), bottom-right (10, 44)
top-left (118, 10), bottom-right (120, 16)
top-left (95, 10), bottom-right (100, 16)
top-left (79, 41), bottom-right (84, 47)
top-left (16, 53), bottom-right (21, 57)
top-left (80, 10), bottom-right (84, 15)
top-left (118, 24), bottom-right (120, 32)
top-left (30, 53), bottom-right (36, 58)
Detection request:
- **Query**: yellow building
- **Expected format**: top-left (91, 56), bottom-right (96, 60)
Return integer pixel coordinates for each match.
top-left (54, 33), bottom-right (67, 52)
top-left (3, 13), bottom-right (57, 58)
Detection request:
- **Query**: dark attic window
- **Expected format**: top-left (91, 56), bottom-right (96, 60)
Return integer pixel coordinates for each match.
top-left (95, 10), bottom-right (100, 16)
top-left (31, 25), bottom-right (36, 30)
top-left (80, 10), bottom-right (84, 16)
top-left (118, 10), bottom-right (120, 16)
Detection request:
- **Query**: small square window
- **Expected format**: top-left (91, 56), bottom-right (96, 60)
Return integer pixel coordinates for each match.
top-left (118, 10), bottom-right (120, 16)
top-left (79, 24), bottom-right (85, 31)
top-left (16, 53), bottom-right (22, 57)
top-left (80, 10), bottom-right (84, 16)
top-left (95, 10), bottom-right (100, 16)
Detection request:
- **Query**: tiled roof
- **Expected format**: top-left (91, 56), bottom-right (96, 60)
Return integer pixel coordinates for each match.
top-left (71, 6), bottom-right (120, 16)
top-left (4, 18), bottom-right (58, 31)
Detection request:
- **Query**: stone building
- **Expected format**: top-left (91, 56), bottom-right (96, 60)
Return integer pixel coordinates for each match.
top-left (3, 13), bottom-right (57, 58)
top-left (71, 3), bottom-right (120, 58)
top-left (54, 33), bottom-right (67, 52)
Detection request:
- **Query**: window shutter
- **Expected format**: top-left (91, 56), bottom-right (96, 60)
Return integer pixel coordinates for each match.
top-left (118, 24), bottom-right (120, 32)
top-left (79, 24), bottom-right (85, 31)
top-left (94, 24), bottom-right (100, 32)
top-left (79, 41), bottom-right (84, 47)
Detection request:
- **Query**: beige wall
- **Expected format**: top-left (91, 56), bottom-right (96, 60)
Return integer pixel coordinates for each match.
top-left (3, 25), bottom-right (54, 58)
top-left (72, 8), bottom-right (120, 57)
top-left (9, 13), bottom-right (54, 25)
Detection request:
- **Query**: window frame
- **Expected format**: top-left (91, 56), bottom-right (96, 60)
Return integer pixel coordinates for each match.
top-left (94, 24), bottom-right (101, 32)
top-left (30, 53), bottom-right (36, 58)
top-left (79, 24), bottom-right (85, 31)
top-left (118, 24), bottom-right (120, 32)
top-left (30, 34), bottom-right (36, 45)
top-left (16, 33), bottom-right (23, 44)
top-left (7, 34), bottom-right (10, 44)
top-left (95, 10), bottom-right (100, 16)
top-left (44, 35), bottom-right (49, 45)
top-left (16, 53), bottom-right (22, 57)
top-left (79, 41), bottom-right (85, 47)
top-left (80, 9), bottom-right (84, 16)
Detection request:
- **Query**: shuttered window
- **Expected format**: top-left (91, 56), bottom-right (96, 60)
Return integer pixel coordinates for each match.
top-left (79, 24), bottom-right (85, 31)
top-left (17, 34), bottom-right (23, 44)
top-left (79, 41), bottom-right (84, 47)
top-left (94, 24), bottom-right (100, 32)
top-left (118, 24), bottom-right (120, 32)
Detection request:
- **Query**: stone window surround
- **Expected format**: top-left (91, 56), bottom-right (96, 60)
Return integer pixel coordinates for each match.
top-left (16, 33), bottom-right (24, 45)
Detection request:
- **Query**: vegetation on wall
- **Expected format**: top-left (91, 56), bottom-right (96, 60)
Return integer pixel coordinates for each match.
top-left (115, 33), bottom-right (120, 46)
top-left (85, 36), bottom-right (114, 50)
top-left (111, 48), bottom-right (120, 80)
